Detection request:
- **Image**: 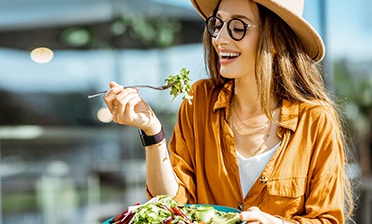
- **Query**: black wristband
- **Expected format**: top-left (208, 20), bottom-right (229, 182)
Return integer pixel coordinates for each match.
top-left (138, 127), bottom-right (165, 147)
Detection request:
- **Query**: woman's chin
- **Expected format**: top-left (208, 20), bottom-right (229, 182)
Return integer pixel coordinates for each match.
top-left (220, 71), bottom-right (236, 79)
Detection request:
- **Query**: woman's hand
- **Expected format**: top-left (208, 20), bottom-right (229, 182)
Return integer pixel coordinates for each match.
top-left (240, 207), bottom-right (284, 224)
top-left (103, 81), bottom-right (162, 135)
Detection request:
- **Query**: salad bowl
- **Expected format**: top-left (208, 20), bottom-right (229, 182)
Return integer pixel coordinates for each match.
top-left (103, 203), bottom-right (242, 224)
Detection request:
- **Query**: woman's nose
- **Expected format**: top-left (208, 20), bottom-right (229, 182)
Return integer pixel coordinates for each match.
top-left (214, 24), bottom-right (230, 44)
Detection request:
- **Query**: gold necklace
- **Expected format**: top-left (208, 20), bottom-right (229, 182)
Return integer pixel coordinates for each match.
top-left (229, 102), bottom-right (273, 156)
top-left (252, 121), bottom-right (272, 155)
top-left (231, 117), bottom-right (273, 156)
top-left (230, 103), bottom-right (270, 136)
top-left (230, 113), bottom-right (269, 136)
top-left (231, 103), bottom-right (270, 129)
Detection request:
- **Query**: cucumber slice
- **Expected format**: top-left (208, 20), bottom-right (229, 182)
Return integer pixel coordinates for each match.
top-left (195, 206), bottom-right (215, 222)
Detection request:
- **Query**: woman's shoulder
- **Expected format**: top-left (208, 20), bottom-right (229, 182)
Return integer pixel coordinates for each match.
top-left (190, 78), bottom-right (217, 99)
top-left (191, 79), bottom-right (213, 91)
top-left (281, 99), bottom-right (339, 128)
top-left (283, 99), bottom-right (335, 114)
top-left (298, 100), bottom-right (336, 116)
top-left (297, 100), bottom-right (340, 128)
top-left (182, 79), bottom-right (231, 111)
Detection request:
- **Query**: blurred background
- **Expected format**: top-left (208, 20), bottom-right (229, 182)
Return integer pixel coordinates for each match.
top-left (0, 0), bottom-right (371, 223)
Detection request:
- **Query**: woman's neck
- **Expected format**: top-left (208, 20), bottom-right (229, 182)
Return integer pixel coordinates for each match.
top-left (233, 77), bottom-right (262, 116)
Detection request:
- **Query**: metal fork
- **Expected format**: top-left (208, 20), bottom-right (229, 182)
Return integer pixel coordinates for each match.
top-left (87, 81), bottom-right (176, 99)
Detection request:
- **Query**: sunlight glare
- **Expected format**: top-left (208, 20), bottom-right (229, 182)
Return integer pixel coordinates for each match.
top-left (30, 47), bottom-right (54, 63)
top-left (97, 107), bottom-right (113, 123)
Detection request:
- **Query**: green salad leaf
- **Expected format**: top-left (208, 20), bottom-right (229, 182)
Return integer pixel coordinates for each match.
top-left (129, 195), bottom-right (189, 223)
top-left (130, 203), bottom-right (169, 223)
top-left (186, 205), bottom-right (241, 224)
top-left (165, 68), bottom-right (193, 104)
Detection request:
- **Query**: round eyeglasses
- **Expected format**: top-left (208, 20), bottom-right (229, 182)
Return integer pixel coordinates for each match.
top-left (205, 16), bottom-right (258, 41)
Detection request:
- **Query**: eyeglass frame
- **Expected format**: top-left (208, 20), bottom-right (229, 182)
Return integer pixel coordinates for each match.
top-left (205, 16), bottom-right (258, 41)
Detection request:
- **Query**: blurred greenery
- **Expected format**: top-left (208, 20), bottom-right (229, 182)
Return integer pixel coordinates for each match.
top-left (2, 191), bottom-right (37, 213)
top-left (334, 59), bottom-right (372, 174)
top-left (59, 13), bottom-right (182, 50)
top-left (113, 13), bottom-right (181, 48)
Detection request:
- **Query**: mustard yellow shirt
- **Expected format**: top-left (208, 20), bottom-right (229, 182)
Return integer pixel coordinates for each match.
top-left (166, 79), bottom-right (345, 223)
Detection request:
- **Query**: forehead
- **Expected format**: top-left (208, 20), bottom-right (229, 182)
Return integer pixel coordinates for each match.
top-left (217, 0), bottom-right (259, 22)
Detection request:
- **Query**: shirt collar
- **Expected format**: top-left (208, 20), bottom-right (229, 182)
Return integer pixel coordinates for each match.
top-left (213, 80), bottom-right (234, 113)
top-left (279, 99), bottom-right (299, 132)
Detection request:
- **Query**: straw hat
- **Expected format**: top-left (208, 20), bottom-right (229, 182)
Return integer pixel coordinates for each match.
top-left (190, 0), bottom-right (325, 63)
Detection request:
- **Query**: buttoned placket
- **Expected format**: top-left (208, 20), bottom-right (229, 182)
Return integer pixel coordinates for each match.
top-left (221, 101), bottom-right (246, 209)
top-left (218, 86), bottom-right (249, 210)
top-left (242, 124), bottom-right (289, 206)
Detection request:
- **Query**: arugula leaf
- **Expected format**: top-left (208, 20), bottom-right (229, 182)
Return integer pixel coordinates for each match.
top-left (129, 195), bottom-right (188, 223)
top-left (165, 68), bottom-right (193, 104)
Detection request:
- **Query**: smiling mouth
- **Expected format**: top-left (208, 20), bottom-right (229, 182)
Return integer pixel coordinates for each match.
top-left (220, 52), bottom-right (241, 59)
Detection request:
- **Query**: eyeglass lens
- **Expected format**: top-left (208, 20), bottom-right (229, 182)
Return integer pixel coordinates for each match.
top-left (206, 16), bottom-right (247, 41)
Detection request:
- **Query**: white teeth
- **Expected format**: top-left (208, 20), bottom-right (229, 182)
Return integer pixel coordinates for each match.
top-left (220, 52), bottom-right (240, 58)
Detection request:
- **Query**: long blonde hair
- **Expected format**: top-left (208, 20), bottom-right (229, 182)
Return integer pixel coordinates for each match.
top-left (202, 2), bottom-right (354, 220)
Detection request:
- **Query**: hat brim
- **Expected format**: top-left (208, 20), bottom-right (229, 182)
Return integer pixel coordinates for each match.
top-left (190, 0), bottom-right (325, 63)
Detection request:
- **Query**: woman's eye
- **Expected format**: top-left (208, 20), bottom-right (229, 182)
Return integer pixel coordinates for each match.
top-left (233, 27), bottom-right (245, 33)
top-left (214, 24), bottom-right (223, 31)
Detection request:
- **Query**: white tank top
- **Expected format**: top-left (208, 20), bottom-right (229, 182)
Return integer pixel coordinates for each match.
top-left (237, 143), bottom-right (280, 197)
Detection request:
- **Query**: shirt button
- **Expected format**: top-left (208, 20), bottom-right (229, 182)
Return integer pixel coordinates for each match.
top-left (238, 202), bottom-right (245, 211)
top-left (260, 176), bottom-right (268, 184)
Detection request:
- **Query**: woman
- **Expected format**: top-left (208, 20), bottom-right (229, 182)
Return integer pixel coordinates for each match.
top-left (104, 0), bottom-right (354, 223)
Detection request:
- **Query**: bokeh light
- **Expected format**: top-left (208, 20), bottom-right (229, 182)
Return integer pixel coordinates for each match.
top-left (30, 47), bottom-right (54, 63)
top-left (97, 107), bottom-right (113, 123)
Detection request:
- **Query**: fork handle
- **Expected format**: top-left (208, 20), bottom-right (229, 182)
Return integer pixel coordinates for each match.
top-left (87, 85), bottom-right (164, 99)
top-left (88, 91), bottom-right (107, 99)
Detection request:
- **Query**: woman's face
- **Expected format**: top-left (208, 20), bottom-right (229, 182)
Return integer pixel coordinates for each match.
top-left (212, 0), bottom-right (261, 80)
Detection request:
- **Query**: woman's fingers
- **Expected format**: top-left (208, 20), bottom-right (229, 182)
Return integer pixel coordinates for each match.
top-left (240, 206), bottom-right (283, 224)
top-left (240, 207), bottom-right (262, 223)
top-left (111, 88), bottom-right (140, 124)
top-left (114, 96), bottom-right (141, 124)
top-left (103, 82), bottom-right (160, 131)
top-left (109, 81), bottom-right (119, 88)
top-left (104, 82), bottom-right (124, 111)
